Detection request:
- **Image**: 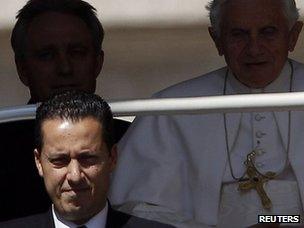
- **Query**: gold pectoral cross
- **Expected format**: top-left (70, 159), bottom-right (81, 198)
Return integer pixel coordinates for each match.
top-left (238, 151), bottom-right (276, 209)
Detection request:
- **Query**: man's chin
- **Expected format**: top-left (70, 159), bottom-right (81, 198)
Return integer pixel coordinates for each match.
top-left (237, 67), bottom-right (277, 86)
top-left (51, 86), bottom-right (82, 95)
top-left (58, 206), bottom-right (92, 225)
top-left (62, 195), bottom-right (89, 208)
top-left (235, 73), bottom-right (275, 88)
top-left (58, 202), bottom-right (88, 217)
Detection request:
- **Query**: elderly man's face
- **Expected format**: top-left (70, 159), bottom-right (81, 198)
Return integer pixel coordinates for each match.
top-left (16, 12), bottom-right (103, 102)
top-left (34, 117), bottom-right (116, 224)
top-left (210, 0), bottom-right (302, 88)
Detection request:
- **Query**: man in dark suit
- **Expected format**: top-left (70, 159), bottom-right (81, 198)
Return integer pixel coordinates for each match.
top-left (0, 90), bottom-right (173, 228)
top-left (0, 0), bottom-right (129, 221)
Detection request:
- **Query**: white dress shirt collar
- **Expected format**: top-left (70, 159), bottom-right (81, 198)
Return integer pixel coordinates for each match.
top-left (52, 202), bottom-right (108, 228)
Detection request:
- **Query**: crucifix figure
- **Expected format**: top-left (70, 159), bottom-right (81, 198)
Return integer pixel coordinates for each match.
top-left (238, 151), bottom-right (276, 209)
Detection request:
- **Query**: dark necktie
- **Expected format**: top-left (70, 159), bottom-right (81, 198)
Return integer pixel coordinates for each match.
top-left (77, 226), bottom-right (87, 228)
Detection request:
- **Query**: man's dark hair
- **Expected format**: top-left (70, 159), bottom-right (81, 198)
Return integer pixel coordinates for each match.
top-left (11, 0), bottom-right (104, 59)
top-left (35, 90), bottom-right (113, 151)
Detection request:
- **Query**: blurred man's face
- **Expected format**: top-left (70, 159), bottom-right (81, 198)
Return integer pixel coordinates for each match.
top-left (34, 117), bottom-right (116, 225)
top-left (17, 12), bottom-right (103, 102)
top-left (209, 0), bottom-right (302, 88)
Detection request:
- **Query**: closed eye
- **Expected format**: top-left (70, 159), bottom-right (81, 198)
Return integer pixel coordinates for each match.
top-left (78, 154), bottom-right (100, 166)
top-left (230, 29), bottom-right (248, 37)
top-left (36, 50), bottom-right (54, 60)
top-left (260, 26), bottom-right (278, 38)
top-left (49, 156), bottom-right (70, 168)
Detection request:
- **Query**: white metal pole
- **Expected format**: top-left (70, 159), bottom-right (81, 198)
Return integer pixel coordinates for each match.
top-left (110, 91), bottom-right (304, 116)
top-left (1, 92), bottom-right (304, 123)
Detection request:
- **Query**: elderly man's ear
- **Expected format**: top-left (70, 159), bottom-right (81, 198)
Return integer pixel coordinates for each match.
top-left (208, 27), bottom-right (224, 56)
top-left (288, 21), bottom-right (303, 52)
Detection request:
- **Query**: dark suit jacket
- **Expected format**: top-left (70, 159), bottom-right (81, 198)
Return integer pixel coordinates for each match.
top-left (0, 117), bottom-right (130, 221)
top-left (0, 207), bottom-right (175, 228)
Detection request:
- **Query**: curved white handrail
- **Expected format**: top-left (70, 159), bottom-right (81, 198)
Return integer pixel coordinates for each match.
top-left (0, 104), bottom-right (37, 123)
top-left (111, 92), bottom-right (304, 116)
top-left (1, 92), bottom-right (304, 123)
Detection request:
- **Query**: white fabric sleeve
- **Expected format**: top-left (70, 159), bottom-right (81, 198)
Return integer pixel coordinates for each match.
top-left (108, 114), bottom-right (195, 223)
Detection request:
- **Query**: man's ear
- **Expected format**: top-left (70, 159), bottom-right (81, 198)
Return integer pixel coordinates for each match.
top-left (94, 50), bottom-right (104, 79)
top-left (288, 21), bottom-right (303, 52)
top-left (15, 57), bottom-right (29, 87)
top-left (208, 27), bottom-right (224, 56)
top-left (109, 144), bottom-right (117, 172)
top-left (34, 149), bottom-right (44, 177)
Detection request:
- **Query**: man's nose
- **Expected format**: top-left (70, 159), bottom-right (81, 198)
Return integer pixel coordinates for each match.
top-left (246, 35), bottom-right (264, 57)
top-left (57, 52), bottom-right (72, 76)
top-left (66, 160), bottom-right (83, 184)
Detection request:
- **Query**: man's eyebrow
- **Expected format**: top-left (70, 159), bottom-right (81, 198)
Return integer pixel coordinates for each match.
top-left (31, 45), bottom-right (55, 53)
top-left (260, 25), bottom-right (278, 30)
top-left (68, 42), bottom-right (88, 48)
top-left (77, 149), bottom-right (99, 156)
top-left (43, 151), bottom-right (68, 158)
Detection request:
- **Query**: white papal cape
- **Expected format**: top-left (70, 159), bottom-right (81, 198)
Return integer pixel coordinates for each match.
top-left (109, 59), bottom-right (304, 227)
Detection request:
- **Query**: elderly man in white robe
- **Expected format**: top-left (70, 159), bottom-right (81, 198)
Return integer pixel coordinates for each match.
top-left (109, 0), bottom-right (304, 227)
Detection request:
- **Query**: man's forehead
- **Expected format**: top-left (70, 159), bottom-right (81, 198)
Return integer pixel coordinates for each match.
top-left (26, 11), bottom-right (93, 44)
top-left (41, 117), bottom-right (102, 130)
top-left (40, 118), bottom-right (107, 157)
top-left (27, 41), bottom-right (89, 52)
top-left (29, 11), bottom-right (87, 28)
top-left (221, 0), bottom-right (288, 27)
top-left (220, 0), bottom-right (284, 6)
top-left (41, 117), bottom-right (104, 145)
